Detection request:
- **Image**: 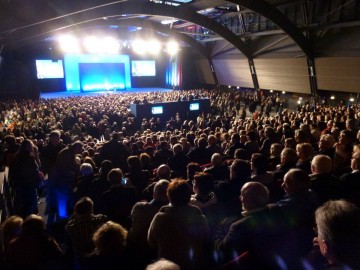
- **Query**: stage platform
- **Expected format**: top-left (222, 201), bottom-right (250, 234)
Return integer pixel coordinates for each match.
top-left (40, 87), bottom-right (172, 99)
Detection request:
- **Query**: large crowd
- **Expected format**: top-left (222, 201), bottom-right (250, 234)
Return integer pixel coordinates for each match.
top-left (0, 88), bottom-right (360, 270)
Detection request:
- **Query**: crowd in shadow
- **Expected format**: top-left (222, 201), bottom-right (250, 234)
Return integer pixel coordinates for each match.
top-left (0, 88), bottom-right (360, 270)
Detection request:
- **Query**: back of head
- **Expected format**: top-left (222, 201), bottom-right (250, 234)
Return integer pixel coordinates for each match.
top-left (311, 154), bottom-right (332, 174)
top-left (198, 137), bottom-right (208, 148)
top-left (157, 164), bottom-right (171, 180)
top-left (211, 153), bottom-right (223, 167)
top-left (231, 159), bottom-right (252, 180)
top-left (80, 163), bottom-right (93, 176)
top-left (107, 168), bottom-right (123, 185)
top-left (74, 197), bottom-right (94, 215)
top-left (100, 160), bottom-right (113, 175)
top-left (93, 221), bottom-right (128, 255)
top-left (284, 168), bottom-right (311, 195)
top-left (281, 148), bottom-right (298, 164)
top-left (167, 179), bottom-right (191, 207)
top-left (315, 200), bottom-right (360, 268)
top-left (22, 215), bottom-right (45, 235)
top-left (193, 172), bottom-right (214, 195)
top-left (153, 179), bottom-right (170, 202)
top-left (251, 153), bottom-right (267, 174)
top-left (146, 259), bottom-right (180, 270)
top-left (1, 215), bottom-right (23, 244)
top-left (127, 155), bottom-right (142, 170)
top-left (173, 143), bottom-right (183, 154)
top-left (187, 162), bottom-right (201, 180)
top-left (241, 182), bottom-right (269, 211)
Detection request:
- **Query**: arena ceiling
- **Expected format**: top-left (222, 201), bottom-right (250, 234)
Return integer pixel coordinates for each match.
top-left (0, 0), bottom-right (359, 59)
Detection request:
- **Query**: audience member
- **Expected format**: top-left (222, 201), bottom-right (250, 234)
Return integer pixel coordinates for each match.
top-left (147, 179), bottom-right (210, 270)
top-left (313, 200), bottom-right (360, 270)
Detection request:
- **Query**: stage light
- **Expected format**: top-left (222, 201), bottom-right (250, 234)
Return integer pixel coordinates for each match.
top-left (84, 36), bottom-right (102, 53)
top-left (330, 96), bottom-right (335, 100)
top-left (102, 37), bottom-right (120, 54)
top-left (166, 41), bottom-right (179, 55)
top-left (132, 40), bottom-right (146, 54)
top-left (147, 40), bottom-right (161, 55)
top-left (350, 97), bottom-right (354, 102)
top-left (58, 35), bottom-right (81, 53)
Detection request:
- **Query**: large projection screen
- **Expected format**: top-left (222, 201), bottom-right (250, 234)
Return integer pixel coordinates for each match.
top-left (79, 63), bottom-right (126, 91)
top-left (64, 54), bottom-right (131, 91)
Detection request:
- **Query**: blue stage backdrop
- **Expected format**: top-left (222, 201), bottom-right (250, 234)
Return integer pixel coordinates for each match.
top-left (79, 63), bottom-right (125, 91)
top-left (64, 54), bottom-right (131, 91)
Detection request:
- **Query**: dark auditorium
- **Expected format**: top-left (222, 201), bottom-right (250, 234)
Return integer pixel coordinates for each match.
top-left (1, 0), bottom-right (360, 269)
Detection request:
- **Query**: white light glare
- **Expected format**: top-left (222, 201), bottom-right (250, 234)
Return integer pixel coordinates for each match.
top-left (102, 37), bottom-right (120, 53)
top-left (350, 98), bottom-right (355, 102)
top-left (282, 91), bottom-right (286, 94)
top-left (58, 35), bottom-right (81, 53)
top-left (132, 40), bottom-right (146, 54)
top-left (166, 41), bottom-right (179, 55)
top-left (330, 96), bottom-right (335, 100)
top-left (147, 40), bottom-right (161, 54)
top-left (84, 36), bottom-right (102, 53)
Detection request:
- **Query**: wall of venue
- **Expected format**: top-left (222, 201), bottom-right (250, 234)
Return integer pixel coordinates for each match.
top-left (316, 57), bottom-right (360, 93)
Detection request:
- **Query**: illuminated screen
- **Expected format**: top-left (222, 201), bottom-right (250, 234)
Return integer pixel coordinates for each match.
top-left (79, 63), bottom-right (125, 91)
top-left (36, 60), bottom-right (64, 79)
top-left (189, 103), bottom-right (199, 111)
top-left (151, 106), bottom-right (163, 114)
top-left (132, 60), bottom-right (156, 77)
top-left (64, 54), bottom-right (131, 91)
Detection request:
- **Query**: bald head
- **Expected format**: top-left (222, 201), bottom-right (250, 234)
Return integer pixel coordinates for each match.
top-left (241, 182), bottom-right (269, 212)
top-left (282, 169), bottom-right (311, 195)
top-left (311, 154), bottom-right (332, 174)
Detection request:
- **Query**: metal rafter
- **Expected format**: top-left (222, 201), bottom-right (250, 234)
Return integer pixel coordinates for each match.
top-left (1, 1), bottom-right (252, 58)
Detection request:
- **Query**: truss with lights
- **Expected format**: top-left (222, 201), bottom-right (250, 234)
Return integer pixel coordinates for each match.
top-left (57, 35), bottom-right (180, 56)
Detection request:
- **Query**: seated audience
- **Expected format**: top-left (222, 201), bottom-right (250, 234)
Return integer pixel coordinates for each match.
top-left (5, 215), bottom-right (63, 270)
top-left (147, 179), bottom-right (210, 270)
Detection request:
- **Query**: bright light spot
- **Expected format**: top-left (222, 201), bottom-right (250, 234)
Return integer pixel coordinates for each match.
top-left (84, 36), bottom-right (102, 53)
top-left (297, 100), bottom-right (301, 104)
top-left (161, 19), bottom-right (179, 25)
top-left (132, 40), bottom-right (146, 54)
top-left (350, 98), bottom-right (355, 102)
top-left (270, 90), bottom-right (273, 93)
top-left (330, 96), bottom-right (335, 100)
top-left (282, 91), bottom-right (286, 94)
top-left (102, 37), bottom-right (120, 54)
top-left (147, 40), bottom-right (161, 55)
top-left (299, 97), bottom-right (302, 100)
top-left (228, 85), bottom-right (231, 88)
top-left (166, 41), bottom-right (179, 55)
top-left (237, 86), bottom-right (240, 89)
top-left (58, 35), bottom-right (81, 53)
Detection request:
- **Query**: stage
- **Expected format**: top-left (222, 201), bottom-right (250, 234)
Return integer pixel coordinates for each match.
top-left (40, 87), bottom-right (172, 99)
